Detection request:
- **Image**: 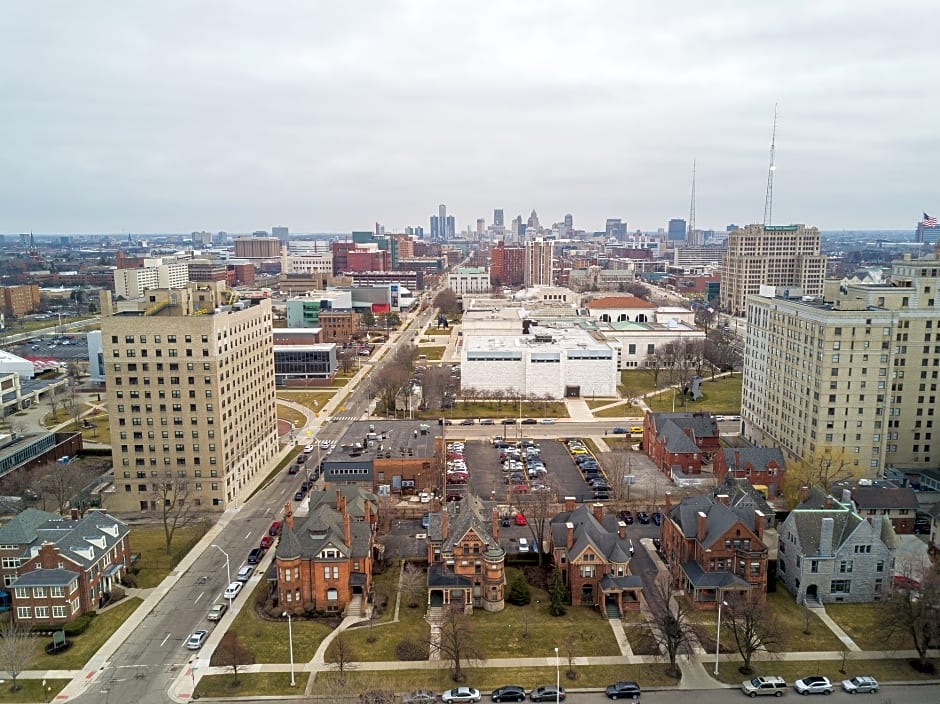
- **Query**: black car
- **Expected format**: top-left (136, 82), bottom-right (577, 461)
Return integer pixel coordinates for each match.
top-left (619, 510), bottom-right (634, 524)
top-left (491, 685), bottom-right (526, 702)
top-left (637, 512), bottom-right (650, 524)
top-left (294, 490), bottom-right (306, 501)
top-left (652, 512), bottom-right (662, 526)
top-left (530, 685), bottom-right (565, 702)
top-left (605, 680), bottom-right (641, 700)
top-left (521, 418), bottom-right (537, 425)
top-left (246, 547), bottom-right (263, 565)
top-left (501, 418), bottom-right (517, 425)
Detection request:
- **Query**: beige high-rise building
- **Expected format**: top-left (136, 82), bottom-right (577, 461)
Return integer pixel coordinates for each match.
top-left (101, 282), bottom-right (278, 512)
top-left (721, 224), bottom-right (826, 316)
top-left (524, 238), bottom-right (553, 287)
top-left (742, 251), bottom-right (940, 476)
top-left (234, 237), bottom-right (281, 259)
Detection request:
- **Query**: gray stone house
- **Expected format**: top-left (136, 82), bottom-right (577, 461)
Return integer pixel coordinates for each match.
top-left (777, 488), bottom-right (898, 605)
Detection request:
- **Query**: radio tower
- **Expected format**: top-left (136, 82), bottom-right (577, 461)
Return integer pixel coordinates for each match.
top-left (762, 104), bottom-right (778, 226)
top-left (688, 159), bottom-right (696, 242)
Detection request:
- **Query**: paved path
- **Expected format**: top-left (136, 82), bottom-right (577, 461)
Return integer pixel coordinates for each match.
top-left (809, 605), bottom-right (862, 652)
top-left (564, 399), bottom-right (594, 421)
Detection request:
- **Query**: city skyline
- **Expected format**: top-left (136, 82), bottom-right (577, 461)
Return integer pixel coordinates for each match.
top-left (2, 2), bottom-right (938, 233)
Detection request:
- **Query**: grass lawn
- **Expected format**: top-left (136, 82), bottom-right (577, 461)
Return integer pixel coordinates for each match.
top-left (592, 403), bottom-right (645, 419)
top-left (229, 580), bottom-right (332, 663)
top-left (29, 598), bottom-right (143, 670)
top-left (194, 672), bottom-right (302, 699)
top-left (586, 399), bottom-right (622, 409)
top-left (619, 370), bottom-right (660, 397)
top-left (425, 328), bottom-right (453, 336)
top-left (276, 390), bottom-right (338, 411)
top-left (713, 657), bottom-right (940, 685)
top-left (0, 679), bottom-right (69, 703)
top-left (276, 404), bottom-right (306, 429)
top-left (313, 663), bottom-right (679, 694)
top-left (59, 410), bottom-right (112, 444)
top-left (129, 523), bottom-right (212, 589)
top-left (413, 402), bottom-right (568, 420)
top-left (602, 438), bottom-right (636, 451)
top-left (419, 346), bottom-right (447, 361)
top-left (581, 439), bottom-right (606, 456)
top-left (826, 603), bottom-right (914, 651)
top-left (644, 375), bottom-right (742, 414)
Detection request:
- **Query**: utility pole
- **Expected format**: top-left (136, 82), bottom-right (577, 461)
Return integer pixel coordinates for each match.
top-left (763, 104), bottom-right (779, 227)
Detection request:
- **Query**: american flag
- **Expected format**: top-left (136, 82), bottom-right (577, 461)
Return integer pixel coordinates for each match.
top-left (923, 212), bottom-right (938, 228)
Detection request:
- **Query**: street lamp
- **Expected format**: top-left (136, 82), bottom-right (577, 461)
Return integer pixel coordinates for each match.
top-left (282, 611), bottom-right (296, 687)
top-left (714, 597), bottom-right (728, 676)
top-left (554, 646), bottom-right (560, 703)
top-left (211, 544), bottom-right (231, 603)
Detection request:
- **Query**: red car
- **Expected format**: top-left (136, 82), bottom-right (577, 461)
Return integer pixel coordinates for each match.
top-left (515, 513), bottom-right (527, 526)
top-left (259, 535), bottom-right (273, 550)
top-left (268, 521), bottom-right (282, 537)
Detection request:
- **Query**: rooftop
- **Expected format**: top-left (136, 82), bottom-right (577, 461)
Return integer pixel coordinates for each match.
top-left (332, 420), bottom-right (439, 461)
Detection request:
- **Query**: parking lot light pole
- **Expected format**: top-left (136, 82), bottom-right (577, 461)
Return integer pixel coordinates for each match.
top-left (554, 646), bottom-right (560, 704)
top-left (211, 544), bottom-right (231, 603)
top-left (282, 611), bottom-right (296, 687)
top-left (715, 598), bottom-right (728, 676)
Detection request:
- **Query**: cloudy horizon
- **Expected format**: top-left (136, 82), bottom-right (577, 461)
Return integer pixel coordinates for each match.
top-left (2, 1), bottom-right (938, 234)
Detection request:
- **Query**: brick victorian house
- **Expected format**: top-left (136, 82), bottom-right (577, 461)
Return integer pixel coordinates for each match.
top-left (0, 508), bottom-right (131, 625)
top-left (426, 493), bottom-right (506, 613)
top-left (661, 493), bottom-right (769, 609)
top-left (714, 447), bottom-right (786, 498)
top-left (644, 412), bottom-right (720, 480)
top-left (831, 480), bottom-right (919, 535)
top-left (550, 500), bottom-right (643, 618)
top-left (274, 487), bottom-right (377, 615)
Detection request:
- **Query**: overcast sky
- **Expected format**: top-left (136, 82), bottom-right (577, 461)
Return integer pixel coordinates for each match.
top-left (2, 1), bottom-right (938, 235)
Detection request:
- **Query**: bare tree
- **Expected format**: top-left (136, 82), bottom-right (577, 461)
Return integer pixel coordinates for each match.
top-left (210, 631), bottom-right (254, 686)
top-left (433, 289), bottom-right (461, 319)
top-left (329, 632), bottom-right (357, 686)
top-left (151, 476), bottom-right (199, 556)
top-left (0, 618), bottom-right (40, 691)
top-left (646, 573), bottom-right (695, 678)
top-left (783, 449), bottom-right (864, 507)
top-left (35, 461), bottom-right (97, 515)
top-left (46, 384), bottom-right (62, 423)
top-left (879, 565), bottom-right (940, 670)
top-left (606, 452), bottom-right (634, 503)
top-left (725, 592), bottom-right (786, 674)
top-left (399, 561), bottom-right (425, 609)
top-left (514, 479), bottom-right (556, 567)
top-left (437, 606), bottom-right (483, 683)
top-left (563, 632), bottom-right (577, 679)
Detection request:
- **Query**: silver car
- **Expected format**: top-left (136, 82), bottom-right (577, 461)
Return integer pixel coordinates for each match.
top-left (841, 676), bottom-right (878, 694)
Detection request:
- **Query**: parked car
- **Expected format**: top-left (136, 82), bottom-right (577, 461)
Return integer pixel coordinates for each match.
top-left (422, 513), bottom-right (430, 529)
top-left (652, 512), bottom-right (662, 526)
top-left (259, 535), bottom-right (274, 550)
top-left (539, 419), bottom-right (555, 424)
top-left (441, 687), bottom-right (481, 703)
top-left (518, 538), bottom-right (529, 552)
top-left (530, 685), bottom-right (565, 702)
top-left (207, 603), bottom-right (228, 621)
top-left (223, 581), bottom-right (243, 600)
top-left (515, 513), bottom-right (527, 526)
top-left (612, 427), bottom-right (628, 434)
top-left (629, 425), bottom-right (643, 434)
top-left (294, 490), bottom-right (306, 501)
top-left (637, 512), bottom-right (650, 524)
top-left (794, 676), bottom-right (832, 695)
top-left (491, 685), bottom-right (527, 702)
top-left (269, 521), bottom-right (282, 536)
top-left (742, 676), bottom-right (787, 697)
top-left (619, 510), bottom-right (634, 524)
top-left (501, 418), bottom-right (517, 425)
top-left (401, 690), bottom-right (437, 704)
top-left (841, 676), bottom-right (878, 694)
top-left (481, 419), bottom-right (495, 425)
top-left (460, 419), bottom-right (475, 425)
top-left (446, 493), bottom-right (464, 502)
top-left (521, 418), bottom-right (537, 425)
top-left (246, 547), bottom-right (264, 564)
top-left (501, 517), bottom-right (511, 527)
top-left (185, 629), bottom-right (209, 650)
top-left (605, 680), bottom-right (641, 699)
top-left (236, 564), bottom-right (254, 582)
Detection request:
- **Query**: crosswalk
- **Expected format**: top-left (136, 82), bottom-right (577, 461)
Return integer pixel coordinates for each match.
top-left (326, 415), bottom-right (362, 422)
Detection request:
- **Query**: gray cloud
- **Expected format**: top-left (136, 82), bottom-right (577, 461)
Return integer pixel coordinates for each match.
top-left (1, 0), bottom-right (938, 233)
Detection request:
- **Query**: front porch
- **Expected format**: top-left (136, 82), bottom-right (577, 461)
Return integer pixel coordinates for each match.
top-left (679, 560), bottom-right (751, 608)
top-left (598, 574), bottom-right (644, 618)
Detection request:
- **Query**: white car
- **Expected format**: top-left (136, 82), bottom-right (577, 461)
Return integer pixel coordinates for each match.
top-left (539, 418), bottom-right (555, 424)
top-left (441, 687), bottom-right (481, 703)
top-left (841, 676), bottom-right (878, 694)
top-left (518, 538), bottom-right (529, 553)
top-left (185, 629), bottom-right (208, 650)
top-left (794, 676), bottom-right (832, 695)
top-left (319, 440), bottom-right (331, 449)
top-left (418, 492), bottom-right (431, 504)
top-left (223, 581), bottom-right (243, 600)
top-left (303, 444), bottom-right (315, 453)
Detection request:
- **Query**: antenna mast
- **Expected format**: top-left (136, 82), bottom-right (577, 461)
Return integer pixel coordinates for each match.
top-left (763, 104), bottom-right (778, 226)
top-left (688, 159), bottom-right (696, 242)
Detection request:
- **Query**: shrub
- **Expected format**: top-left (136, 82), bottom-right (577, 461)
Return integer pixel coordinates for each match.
top-left (63, 613), bottom-right (96, 637)
top-left (506, 573), bottom-right (532, 606)
top-left (120, 572), bottom-right (137, 588)
top-left (395, 638), bottom-right (429, 661)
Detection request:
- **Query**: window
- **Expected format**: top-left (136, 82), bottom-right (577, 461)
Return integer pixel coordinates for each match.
top-left (830, 579), bottom-right (851, 594)
top-left (839, 560), bottom-right (853, 573)
top-left (52, 605), bottom-right (67, 618)
top-left (16, 607), bottom-right (30, 619)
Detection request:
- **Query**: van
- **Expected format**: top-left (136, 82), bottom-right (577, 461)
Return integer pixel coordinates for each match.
top-left (741, 676), bottom-right (787, 697)
top-left (236, 565), bottom-right (254, 582)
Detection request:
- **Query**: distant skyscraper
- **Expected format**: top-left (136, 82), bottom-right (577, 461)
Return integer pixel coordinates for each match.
top-left (439, 204), bottom-right (447, 236)
top-left (476, 218), bottom-right (485, 236)
top-left (272, 226), bottom-right (289, 242)
top-left (430, 216), bottom-right (441, 239)
top-left (511, 215), bottom-right (523, 240)
top-left (605, 218), bottom-right (626, 240)
top-left (667, 219), bottom-right (686, 242)
top-left (527, 210), bottom-right (540, 229)
top-left (564, 213), bottom-right (573, 229)
top-left (493, 209), bottom-right (504, 227)
top-left (445, 215), bottom-right (456, 239)
top-left (415, 225), bottom-right (424, 239)
top-left (524, 239), bottom-right (553, 287)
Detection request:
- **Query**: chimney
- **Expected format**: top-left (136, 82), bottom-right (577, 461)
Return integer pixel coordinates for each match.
top-left (566, 521), bottom-right (575, 550)
top-left (799, 486), bottom-right (810, 504)
top-left (754, 510), bottom-right (765, 541)
top-left (825, 495), bottom-right (833, 509)
top-left (592, 502), bottom-right (604, 524)
top-left (697, 511), bottom-right (708, 543)
top-left (344, 510), bottom-right (351, 547)
top-left (442, 507), bottom-right (449, 540)
top-left (617, 520), bottom-right (627, 539)
top-left (734, 449), bottom-right (741, 471)
top-left (819, 516), bottom-right (835, 557)
top-left (69, 507), bottom-right (79, 520)
top-left (363, 497), bottom-right (372, 527)
top-left (564, 496), bottom-right (576, 513)
top-left (336, 488), bottom-right (342, 510)
top-left (717, 494), bottom-right (730, 506)
top-left (492, 507), bottom-right (499, 541)
top-left (665, 491), bottom-right (672, 512)
top-left (841, 488), bottom-right (852, 506)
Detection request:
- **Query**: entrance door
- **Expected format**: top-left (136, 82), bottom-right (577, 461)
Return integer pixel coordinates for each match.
top-left (429, 590), bottom-right (444, 607)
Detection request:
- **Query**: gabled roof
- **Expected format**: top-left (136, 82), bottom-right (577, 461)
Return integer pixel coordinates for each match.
top-left (714, 477), bottom-right (775, 520)
top-left (550, 505), bottom-right (635, 566)
top-left (278, 487), bottom-right (374, 561)
top-left (651, 412), bottom-right (718, 453)
top-left (721, 447), bottom-right (785, 471)
top-left (790, 510), bottom-right (862, 557)
top-left (666, 495), bottom-right (763, 549)
top-left (11, 568), bottom-right (78, 588)
top-left (442, 494), bottom-right (495, 553)
top-left (0, 508), bottom-right (60, 545)
top-left (848, 486), bottom-right (918, 511)
top-left (5, 510), bottom-right (129, 568)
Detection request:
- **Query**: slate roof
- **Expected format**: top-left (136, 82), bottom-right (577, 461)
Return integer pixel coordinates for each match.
top-left (714, 477), bottom-right (775, 523)
top-left (277, 487), bottom-right (374, 561)
top-left (846, 486), bottom-right (918, 511)
top-left (427, 563), bottom-right (473, 589)
top-left (599, 574), bottom-right (644, 591)
top-left (428, 494), bottom-right (497, 553)
top-left (0, 508), bottom-right (60, 545)
top-left (790, 509), bottom-right (861, 557)
top-left (651, 412), bottom-right (718, 453)
top-left (680, 561), bottom-right (751, 590)
top-left (11, 568), bottom-right (78, 587)
top-left (666, 495), bottom-right (764, 549)
top-left (1, 510), bottom-right (129, 568)
top-left (721, 447), bottom-right (785, 472)
top-left (550, 505), bottom-right (636, 567)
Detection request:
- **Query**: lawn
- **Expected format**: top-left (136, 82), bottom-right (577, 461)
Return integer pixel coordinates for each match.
top-left (413, 401), bottom-right (568, 421)
top-left (585, 399), bottom-right (621, 410)
top-left (644, 375), bottom-right (742, 414)
top-left (228, 579), bottom-right (333, 663)
top-left (425, 328), bottom-right (453, 336)
top-left (128, 522), bottom-right (212, 589)
top-left (713, 657), bottom-right (940, 686)
top-left (472, 570), bottom-right (619, 659)
top-left (276, 404), bottom-right (306, 429)
top-left (592, 403), bottom-right (645, 419)
top-left (0, 679), bottom-right (69, 703)
top-left (276, 390), bottom-right (338, 411)
top-left (29, 598), bottom-right (143, 670)
top-left (419, 346), bottom-right (447, 361)
top-left (194, 672), bottom-right (302, 699)
top-left (826, 602), bottom-right (914, 651)
top-left (313, 663), bottom-right (679, 694)
top-left (619, 370), bottom-right (661, 397)
top-left (58, 409), bottom-right (112, 444)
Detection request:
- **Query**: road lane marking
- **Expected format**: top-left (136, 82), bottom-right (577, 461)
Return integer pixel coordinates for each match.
top-left (160, 632), bottom-right (172, 647)
top-left (194, 591), bottom-right (204, 604)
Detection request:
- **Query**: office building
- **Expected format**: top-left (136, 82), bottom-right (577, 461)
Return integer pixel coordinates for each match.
top-left (272, 226), bottom-right (289, 243)
top-left (605, 218), bottom-right (626, 240)
top-left (234, 237), bottom-right (281, 259)
top-left (476, 218), bottom-right (485, 237)
top-left (447, 267), bottom-right (490, 295)
top-left (493, 209), bottom-right (504, 227)
top-left (667, 219), bottom-right (687, 242)
top-left (101, 282), bottom-right (278, 512)
top-left (742, 250), bottom-right (940, 475)
top-left (0, 285), bottom-right (40, 318)
top-left (113, 258), bottom-right (190, 300)
top-left (490, 242), bottom-right (525, 287)
top-left (720, 223), bottom-right (826, 316)
top-left (445, 215), bottom-right (456, 239)
top-left (524, 239), bottom-right (553, 287)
